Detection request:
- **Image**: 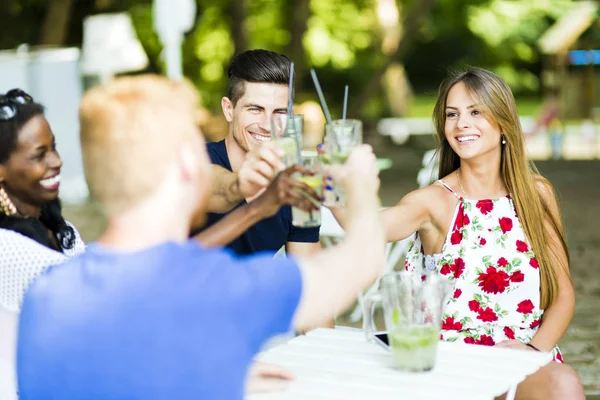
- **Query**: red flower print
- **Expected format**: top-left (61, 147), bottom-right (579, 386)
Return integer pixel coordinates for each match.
top-left (477, 307), bottom-right (499, 322)
top-left (463, 214), bottom-right (470, 226)
top-left (517, 299), bottom-right (534, 314)
top-left (476, 334), bottom-right (495, 346)
top-left (453, 288), bottom-right (462, 299)
top-left (529, 319), bottom-right (540, 329)
top-left (497, 257), bottom-right (508, 267)
top-left (516, 240), bottom-right (529, 253)
top-left (464, 337), bottom-right (475, 344)
top-left (478, 266), bottom-right (510, 294)
top-left (452, 204), bottom-right (466, 231)
top-left (503, 327), bottom-right (515, 340)
top-left (468, 300), bottom-right (481, 312)
top-left (479, 237), bottom-right (487, 246)
top-left (476, 200), bottom-right (494, 215)
top-left (499, 217), bottom-right (513, 234)
top-left (450, 230), bottom-right (462, 245)
top-left (555, 352), bottom-right (563, 363)
top-left (440, 263), bottom-right (451, 276)
top-left (510, 271), bottom-right (525, 283)
top-left (529, 258), bottom-right (539, 269)
top-left (452, 257), bottom-right (466, 279)
top-left (441, 316), bottom-right (463, 331)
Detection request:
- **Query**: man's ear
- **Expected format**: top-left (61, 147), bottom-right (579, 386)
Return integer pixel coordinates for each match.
top-left (221, 97), bottom-right (234, 122)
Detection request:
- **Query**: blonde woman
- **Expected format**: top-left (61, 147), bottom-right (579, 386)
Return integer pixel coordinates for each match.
top-left (381, 68), bottom-right (582, 399)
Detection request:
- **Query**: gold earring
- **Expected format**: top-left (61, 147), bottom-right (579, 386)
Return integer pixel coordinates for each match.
top-left (0, 186), bottom-right (17, 216)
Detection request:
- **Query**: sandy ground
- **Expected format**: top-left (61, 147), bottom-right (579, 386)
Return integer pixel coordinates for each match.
top-left (62, 133), bottom-right (600, 396)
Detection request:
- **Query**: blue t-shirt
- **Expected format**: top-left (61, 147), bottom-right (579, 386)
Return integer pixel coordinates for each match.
top-left (199, 140), bottom-right (319, 255)
top-left (17, 241), bottom-right (302, 400)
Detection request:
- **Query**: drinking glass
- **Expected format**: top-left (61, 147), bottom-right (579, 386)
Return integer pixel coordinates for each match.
top-left (270, 114), bottom-right (304, 168)
top-left (291, 152), bottom-right (322, 228)
top-left (321, 119), bottom-right (362, 206)
top-left (363, 272), bottom-right (451, 372)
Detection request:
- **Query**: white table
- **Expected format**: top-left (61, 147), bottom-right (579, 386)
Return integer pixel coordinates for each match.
top-left (248, 327), bottom-right (552, 400)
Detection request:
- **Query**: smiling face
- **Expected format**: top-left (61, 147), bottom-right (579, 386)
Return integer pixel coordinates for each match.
top-left (0, 115), bottom-right (63, 213)
top-left (222, 82), bottom-right (289, 154)
top-left (444, 81), bottom-right (503, 162)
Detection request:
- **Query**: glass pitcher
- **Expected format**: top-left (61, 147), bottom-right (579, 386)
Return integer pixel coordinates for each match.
top-left (363, 271), bottom-right (452, 372)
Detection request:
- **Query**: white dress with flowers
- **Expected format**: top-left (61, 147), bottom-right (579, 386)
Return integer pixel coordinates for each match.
top-left (405, 180), bottom-right (563, 362)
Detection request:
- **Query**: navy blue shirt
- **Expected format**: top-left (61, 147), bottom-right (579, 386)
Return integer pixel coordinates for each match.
top-left (18, 242), bottom-right (302, 400)
top-left (202, 140), bottom-right (319, 255)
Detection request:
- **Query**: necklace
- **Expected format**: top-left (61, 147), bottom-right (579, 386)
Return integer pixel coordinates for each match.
top-left (456, 169), bottom-right (469, 197)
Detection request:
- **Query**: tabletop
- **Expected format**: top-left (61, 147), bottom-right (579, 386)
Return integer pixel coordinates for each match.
top-left (248, 327), bottom-right (553, 400)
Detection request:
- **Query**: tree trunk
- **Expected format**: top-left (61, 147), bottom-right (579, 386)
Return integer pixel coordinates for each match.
top-left (351, 0), bottom-right (436, 119)
top-left (39, 0), bottom-right (75, 46)
top-left (230, 0), bottom-right (248, 55)
top-left (285, 0), bottom-right (310, 91)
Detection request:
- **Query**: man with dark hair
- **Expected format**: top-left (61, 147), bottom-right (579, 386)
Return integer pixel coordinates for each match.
top-left (198, 49), bottom-right (320, 256)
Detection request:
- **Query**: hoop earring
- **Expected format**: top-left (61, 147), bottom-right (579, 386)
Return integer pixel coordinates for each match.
top-left (0, 186), bottom-right (17, 216)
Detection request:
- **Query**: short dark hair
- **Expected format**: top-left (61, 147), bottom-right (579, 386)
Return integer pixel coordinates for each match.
top-left (227, 49), bottom-right (291, 105)
top-left (0, 100), bottom-right (45, 164)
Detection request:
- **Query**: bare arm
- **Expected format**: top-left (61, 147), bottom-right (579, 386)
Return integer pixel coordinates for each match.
top-left (206, 165), bottom-right (245, 213)
top-left (286, 242), bottom-right (321, 257)
top-left (330, 185), bottom-right (437, 243)
top-left (196, 165), bottom-right (320, 247)
top-left (290, 146), bottom-right (387, 331)
top-left (529, 179), bottom-right (575, 351)
top-left (207, 143), bottom-right (286, 213)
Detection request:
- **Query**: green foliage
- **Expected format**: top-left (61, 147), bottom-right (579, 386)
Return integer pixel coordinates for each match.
top-left (0, 0), bottom-right (579, 118)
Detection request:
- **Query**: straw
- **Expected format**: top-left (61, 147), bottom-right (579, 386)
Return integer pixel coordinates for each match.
top-left (342, 85), bottom-right (349, 123)
top-left (310, 68), bottom-right (340, 150)
top-left (287, 62), bottom-right (303, 165)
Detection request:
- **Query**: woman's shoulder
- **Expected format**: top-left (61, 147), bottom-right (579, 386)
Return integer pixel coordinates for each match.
top-left (400, 179), bottom-right (457, 207)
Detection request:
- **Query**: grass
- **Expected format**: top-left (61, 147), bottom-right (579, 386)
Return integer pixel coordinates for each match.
top-left (406, 94), bottom-right (543, 118)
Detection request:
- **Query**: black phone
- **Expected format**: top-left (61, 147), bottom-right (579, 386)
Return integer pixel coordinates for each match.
top-left (374, 332), bottom-right (390, 349)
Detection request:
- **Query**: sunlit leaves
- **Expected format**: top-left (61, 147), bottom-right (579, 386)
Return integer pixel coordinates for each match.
top-left (305, 0), bottom-right (376, 68)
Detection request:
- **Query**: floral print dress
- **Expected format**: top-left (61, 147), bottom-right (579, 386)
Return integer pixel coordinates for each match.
top-left (404, 180), bottom-right (563, 362)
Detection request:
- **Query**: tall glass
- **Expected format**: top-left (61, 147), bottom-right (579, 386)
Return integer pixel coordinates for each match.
top-left (291, 152), bottom-right (322, 228)
top-left (363, 272), bottom-right (451, 372)
top-left (271, 114), bottom-right (304, 168)
top-left (321, 119), bottom-right (362, 206)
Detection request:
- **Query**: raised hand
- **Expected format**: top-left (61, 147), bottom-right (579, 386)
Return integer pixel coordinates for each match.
top-left (238, 142), bottom-right (287, 199)
top-left (252, 164), bottom-right (321, 219)
top-left (334, 144), bottom-right (380, 211)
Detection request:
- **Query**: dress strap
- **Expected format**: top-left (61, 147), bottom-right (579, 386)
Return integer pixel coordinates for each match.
top-left (437, 179), bottom-right (461, 200)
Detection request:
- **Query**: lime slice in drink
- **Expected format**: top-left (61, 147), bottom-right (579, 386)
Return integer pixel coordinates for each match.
top-left (320, 151), bottom-right (349, 165)
top-left (298, 175), bottom-right (323, 190)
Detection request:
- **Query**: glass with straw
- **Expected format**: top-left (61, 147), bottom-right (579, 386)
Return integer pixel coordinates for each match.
top-left (321, 119), bottom-right (362, 206)
top-left (270, 114), bottom-right (303, 168)
top-left (290, 152), bottom-right (323, 227)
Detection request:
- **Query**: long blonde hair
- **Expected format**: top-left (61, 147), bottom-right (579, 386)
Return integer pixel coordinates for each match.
top-left (432, 67), bottom-right (569, 309)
